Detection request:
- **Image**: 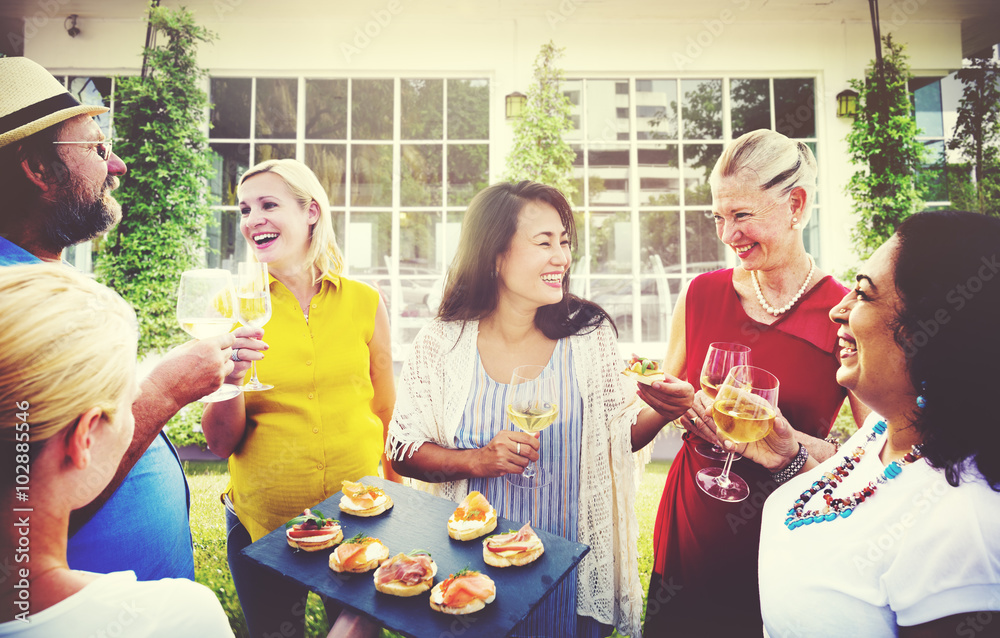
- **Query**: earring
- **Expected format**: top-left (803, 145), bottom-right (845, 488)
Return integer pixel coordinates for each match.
top-left (791, 216), bottom-right (801, 230)
top-left (916, 381), bottom-right (927, 409)
top-left (491, 269), bottom-right (498, 280)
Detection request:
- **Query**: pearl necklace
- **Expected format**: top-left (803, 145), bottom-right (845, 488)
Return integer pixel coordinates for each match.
top-left (785, 420), bottom-right (924, 530)
top-left (751, 254), bottom-right (815, 317)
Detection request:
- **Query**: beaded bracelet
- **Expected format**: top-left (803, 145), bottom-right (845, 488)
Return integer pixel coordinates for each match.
top-left (770, 443), bottom-right (808, 485)
top-left (824, 435), bottom-right (842, 455)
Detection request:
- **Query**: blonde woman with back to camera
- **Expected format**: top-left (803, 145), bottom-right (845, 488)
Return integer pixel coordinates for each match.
top-left (0, 264), bottom-right (232, 636)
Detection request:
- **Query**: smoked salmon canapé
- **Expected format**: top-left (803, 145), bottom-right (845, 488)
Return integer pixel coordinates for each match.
top-left (328, 533), bottom-right (390, 573)
top-left (447, 491), bottom-right (498, 541)
top-left (482, 523), bottom-right (545, 567)
top-left (429, 569), bottom-right (496, 615)
top-left (621, 354), bottom-right (666, 385)
top-left (373, 550), bottom-right (438, 597)
top-left (284, 509), bottom-right (343, 552)
top-left (339, 480), bottom-right (394, 517)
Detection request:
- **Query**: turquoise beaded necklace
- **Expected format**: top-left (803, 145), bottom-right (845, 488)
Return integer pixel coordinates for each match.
top-left (785, 420), bottom-right (924, 530)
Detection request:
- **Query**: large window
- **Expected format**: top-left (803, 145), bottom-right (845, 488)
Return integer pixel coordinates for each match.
top-left (207, 77), bottom-right (490, 347)
top-left (911, 77), bottom-right (948, 206)
top-left (563, 77), bottom-right (818, 344)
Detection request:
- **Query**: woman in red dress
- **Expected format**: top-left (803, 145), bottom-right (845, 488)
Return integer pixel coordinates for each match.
top-left (644, 129), bottom-right (866, 637)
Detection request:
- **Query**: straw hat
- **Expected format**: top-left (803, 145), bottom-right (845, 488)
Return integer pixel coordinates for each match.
top-left (0, 57), bottom-right (109, 149)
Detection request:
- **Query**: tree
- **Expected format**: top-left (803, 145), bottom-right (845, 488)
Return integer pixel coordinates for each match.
top-left (504, 41), bottom-right (576, 200)
top-left (95, 4), bottom-right (217, 355)
top-left (948, 48), bottom-right (1000, 216)
top-left (846, 34), bottom-right (926, 258)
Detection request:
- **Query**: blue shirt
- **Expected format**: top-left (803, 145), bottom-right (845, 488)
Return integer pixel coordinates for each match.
top-left (0, 236), bottom-right (194, 580)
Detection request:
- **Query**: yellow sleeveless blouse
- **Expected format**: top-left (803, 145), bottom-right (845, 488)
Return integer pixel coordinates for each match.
top-left (226, 273), bottom-right (383, 541)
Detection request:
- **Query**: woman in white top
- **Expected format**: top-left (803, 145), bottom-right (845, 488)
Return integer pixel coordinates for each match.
top-left (726, 211), bottom-right (1000, 635)
top-left (386, 180), bottom-right (693, 637)
top-left (0, 264), bottom-right (232, 637)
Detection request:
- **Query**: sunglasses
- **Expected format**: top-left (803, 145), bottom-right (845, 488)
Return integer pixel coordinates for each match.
top-left (52, 139), bottom-right (116, 161)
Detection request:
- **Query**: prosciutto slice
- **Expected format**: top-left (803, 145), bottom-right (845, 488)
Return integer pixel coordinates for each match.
top-left (374, 554), bottom-right (433, 585)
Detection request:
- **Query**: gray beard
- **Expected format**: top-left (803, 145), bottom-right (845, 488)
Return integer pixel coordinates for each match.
top-left (43, 175), bottom-right (121, 250)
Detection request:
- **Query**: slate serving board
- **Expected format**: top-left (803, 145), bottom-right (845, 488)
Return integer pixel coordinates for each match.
top-left (242, 476), bottom-right (590, 638)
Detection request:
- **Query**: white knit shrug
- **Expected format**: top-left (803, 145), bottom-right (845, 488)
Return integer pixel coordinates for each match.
top-left (386, 318), bottom-right (650, 637)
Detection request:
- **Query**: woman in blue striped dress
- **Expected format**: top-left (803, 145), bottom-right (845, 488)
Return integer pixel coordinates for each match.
top-left (388, 180), bottom-right (693, 637)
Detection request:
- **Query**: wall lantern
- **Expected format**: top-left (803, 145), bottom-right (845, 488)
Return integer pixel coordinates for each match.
top-left (836, 89), bottom-right (859, 118)
top-left (505, 92), bottom-right (527, 119)
top-left (64, 14), bottom-right (81, 38)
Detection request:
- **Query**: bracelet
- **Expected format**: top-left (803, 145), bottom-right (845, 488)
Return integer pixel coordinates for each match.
top-left (770, 443), bottom-right (808, 485)
top-left (824, 435), bottom-right (842, 455)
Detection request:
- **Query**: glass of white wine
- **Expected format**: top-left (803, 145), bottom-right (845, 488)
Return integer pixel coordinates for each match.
top-left (695, 365), bottom-right (779, 503)
top-left (236, 261), bottom-right (273, 392)
top-left (695, 342), bottom-right (751, 461)
top-left (176, 269), bottom-right (241, 403)
top-left (504, 365), bottom-right (558, 490)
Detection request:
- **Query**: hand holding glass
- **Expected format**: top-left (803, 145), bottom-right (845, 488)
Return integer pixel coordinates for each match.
top-left (696, 342), bottom-right (751, 461)
top-left (504, 365), bottom-right (558, 489)
top-left (695, 365), bottom-right (779, 502)
top-left (236, 261), bottom-right (273, 392)
top-left (176, 269), bottom-right (242, 403)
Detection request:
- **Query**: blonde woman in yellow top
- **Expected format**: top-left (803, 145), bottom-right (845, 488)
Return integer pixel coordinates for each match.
top-left (202, 159), bottom-right (399, 638)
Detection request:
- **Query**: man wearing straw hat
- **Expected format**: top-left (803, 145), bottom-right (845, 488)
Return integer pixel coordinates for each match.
top-left (0, 56), bottom-right (254, 581)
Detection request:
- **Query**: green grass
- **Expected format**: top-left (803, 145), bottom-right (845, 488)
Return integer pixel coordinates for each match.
top-left (184, 459), bottom-right (670, 638)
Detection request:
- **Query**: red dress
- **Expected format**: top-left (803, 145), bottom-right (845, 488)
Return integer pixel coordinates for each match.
top-left (644, 269), bottom-right (848, 637)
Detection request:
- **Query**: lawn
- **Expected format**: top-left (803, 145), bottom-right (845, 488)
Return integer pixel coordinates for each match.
top-left (183, 459), bottom-right (671, 638)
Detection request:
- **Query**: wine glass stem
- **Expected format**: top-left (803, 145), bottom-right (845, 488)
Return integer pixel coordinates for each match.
top-left (716, 452), bottom-right (736, 487)
top-left (249, 360), bottom-right (260, 384)
top-left (523, 459), bottom-right (536, 478)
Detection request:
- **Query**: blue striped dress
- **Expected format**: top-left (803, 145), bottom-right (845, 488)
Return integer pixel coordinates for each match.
top-left (455, 338), bottom-right (610, 638)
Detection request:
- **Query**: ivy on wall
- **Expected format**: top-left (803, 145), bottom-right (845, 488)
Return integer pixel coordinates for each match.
top-left (96, 4), bottom-right (217, 355)
top-left (845, 34), bottom-right (925, 259)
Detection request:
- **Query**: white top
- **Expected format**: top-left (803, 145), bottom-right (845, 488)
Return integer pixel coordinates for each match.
top-left (386, 318), bottom-right (651, 637)
top-left (0, 571), bottom-right (232, 637)
top-left (759, 413), bottom-right (1000, 636)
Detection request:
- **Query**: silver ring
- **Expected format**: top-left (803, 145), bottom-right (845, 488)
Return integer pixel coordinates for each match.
top-left (516, 443), bottom-right (521, 455)
top-left (231, 348), bottom-right (241, 362)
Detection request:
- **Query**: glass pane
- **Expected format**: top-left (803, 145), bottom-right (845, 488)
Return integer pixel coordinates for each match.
top-left (402, 79), bottom-right (443, 140)
top-left (346, 211), bottom-right (391, 273)
top-left (209, 143), bottom-right (250, 206)
top-left (638, 145), bottom-right (679, 206)
top-left (587, 80), bottom-right (629, 141)
top-left (919, 140), bottom-right (947, 202)
top-left (775, 78), bottom-right (816, 138)
top-left (255, 78), bottom-right (297, 139)
top-left (731, 79), bottom-right (770, 138)
top-left (444, 211), bottom-right (464, 270)
top-left (401, 145), bottom-right (443, 206)
top-left (640, 210), bottom-right (681, 269)
top-left (570, 144), bottom-right (585, 206)
top-left (588, 210), bottom-right (631, 274)
top-left (447, 144), bottom-right (488, 206)
top-left (448, 79), bottom-right (489, 139)
top-left (400, 211), bottom-right (439, 271)
top-left (210, 78), bottom-right (251, 139)
top-left (639, 276), bottom-right (676, 342)
top-left (683, 143), bottom-right (722, 205)
top-left (254, 143), bottom-right (295, 164)
top-left (913, 79), bottom-right (944, 138)
top-left (352, 79), bottom-right (393, 140)
top-left (306, 79), bottom-right (347, 139)
top-left (588, 145), bottom-right (630, 206)
top-left (686, 209), bottom-right (727, 270)
top-left (351, 144), bottom-right (393, 206)
top-left (637, 79), bottom-right (678, 140)
top-left (682, 79), bottom-right (722, 140)
top-left (330, 211), bottom-right (346, 251)
top-left (67, 76), bottom-right (112, 134)
top-left (207, 211), bottom-right (248, 271)
top-left (563, 80), bottom-right (583, 142)
top-left (305, 144), bottom-right (347, 207)
top-left (589, 278), bottom-right (634, 341)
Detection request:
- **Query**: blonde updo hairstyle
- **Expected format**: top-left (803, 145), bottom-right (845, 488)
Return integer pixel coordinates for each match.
top-left (710, 129), bottom-right (818, 229)
top-left (238, 159), bottom-right (344, 283)
top-left (0, 264), bottom-right (137, 451)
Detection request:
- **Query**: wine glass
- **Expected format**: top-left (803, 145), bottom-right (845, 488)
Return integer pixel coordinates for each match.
top-left (176, 269), bottom-right (242, 403)
top-left (236, 261), bottom-right (273, 392)
top-left (696, 365), bottom-right (779, 503)
top-left (695, 342), bottom-right (751, 461)
top-left (503, 365), bottom-right (558, 490)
